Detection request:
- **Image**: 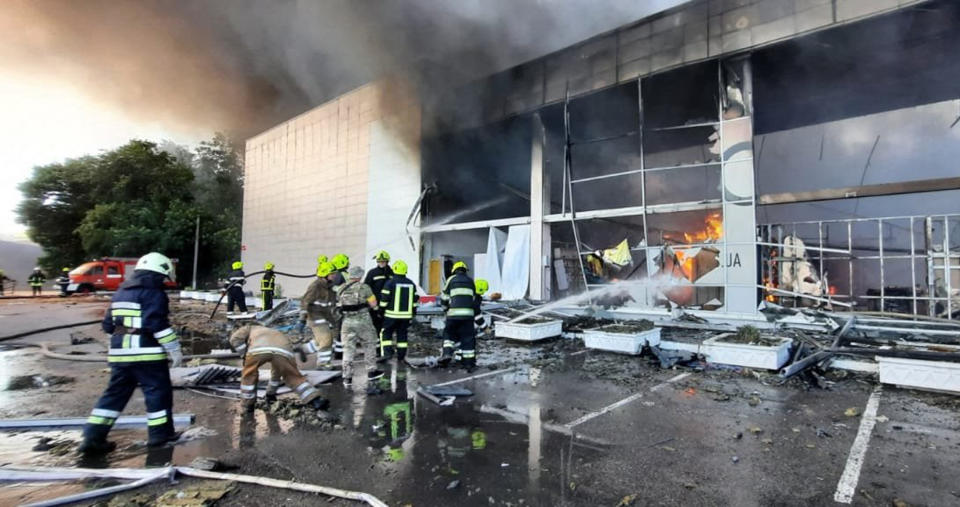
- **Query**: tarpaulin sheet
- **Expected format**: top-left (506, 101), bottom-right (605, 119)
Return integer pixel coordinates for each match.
top-left (476, 227), bottom-right (507, 294)
top-left (500, 225), bottom-right (530, 300)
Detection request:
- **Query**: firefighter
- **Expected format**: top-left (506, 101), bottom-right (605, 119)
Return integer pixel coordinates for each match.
top-left (298, 261), bottom-right (338, 368)
top-left (337, 266), bottom-right (383, 387)
top-left (379, 260), bottom-right (419, 361)
top-left (56, 267), bottom-right (71, 297)
top-left (28, 267), bottom-right (45, 296)
top-left (261, 262), bottom-right (277, 310)
top-left (225, 261), bottom-right (248, 314)
top-left (229, 324), bottom-right (330, 413)
top-left (0, 269), bottom-right (11, 295)
top-left (329, 253), bottom-right (350, 359)
top-left (364, 251), bottom-right (393, 336)
top-left (439, 261), bottom-right (478, 370)
top-left (473, 279), bottom-right (490, 334)
top-left (79, 252), bottom-right (182, 454)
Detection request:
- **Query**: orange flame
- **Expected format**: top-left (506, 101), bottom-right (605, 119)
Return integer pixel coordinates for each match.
top-left (674, 250), bottom-right (696, 281)
top-left (683, 213), bottom-right (723, 244)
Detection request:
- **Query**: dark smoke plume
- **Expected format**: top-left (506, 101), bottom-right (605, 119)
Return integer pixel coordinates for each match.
top-left (2, 0), bottom-right (684, 138)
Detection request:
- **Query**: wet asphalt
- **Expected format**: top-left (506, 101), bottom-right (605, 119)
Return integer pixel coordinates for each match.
top-left (1, 299), bottom-right (959, 506)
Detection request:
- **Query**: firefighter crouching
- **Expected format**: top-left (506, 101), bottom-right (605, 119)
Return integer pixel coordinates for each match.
top-left (226, 261), bottom-right (248, 314)
top-left (439, 261), bottom-right (479, 370)
top-left (298, 261), bottom-right (339, 368)
top-left (229, 324), bottom-right (330, 413)
top-left (261, 262), bottom-right (277, 310)
top-left (79, 252), bottom-right (182, 454)
top-left (365, 250), bottom-right (393, 336)
top-left (337, 266), bottom-right (383, 387)
top-left (379, 259), bottom-right (419, 361)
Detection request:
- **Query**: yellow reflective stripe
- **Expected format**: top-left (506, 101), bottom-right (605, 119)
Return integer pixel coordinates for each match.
top-left (112, 309), bottom-right (142, 317)
top-left (147, 416), bottom-right (169, 426)
top-left (108, 354), bottom-right (167, 362)
top-left (384, 311), bottom-right (412, 319)
top-left (87, 416), bottom-right (115, 426)
top-left (156, 334), bottom-right (178, 344)
top-left (381, 289), bottom-right (391, 294)
top-left (447, 308), bottom-right (475, 317)
top-left (122, 335), bottom-right (131, 348)
top-left (450, 288), bottom-right (474, 297)
top-left (396, 342), bottom-right (408, 348)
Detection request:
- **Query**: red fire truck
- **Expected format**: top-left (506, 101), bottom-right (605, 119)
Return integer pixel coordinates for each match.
top-left (67, 257), bottom-right (178, 293)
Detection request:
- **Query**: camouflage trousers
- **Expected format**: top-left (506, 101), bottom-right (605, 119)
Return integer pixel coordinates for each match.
top-left (340, 311), bottom-right (378, 383)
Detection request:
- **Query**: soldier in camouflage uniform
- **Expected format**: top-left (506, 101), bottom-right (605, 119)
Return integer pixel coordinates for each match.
top-left (336, 266), bottom-right (384, 387)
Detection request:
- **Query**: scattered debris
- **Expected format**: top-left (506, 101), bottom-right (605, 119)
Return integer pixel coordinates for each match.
top-left (845, 407), bottom-right (861, 417)
top-left (154, 480), bottom-right (234, 506)
top-left (5, 374), bottom-right (74, 391)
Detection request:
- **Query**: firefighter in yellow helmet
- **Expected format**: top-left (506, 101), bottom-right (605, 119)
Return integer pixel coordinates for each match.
top-left (439, 261), bottom-right (478, 370)
top-left (226, 261), bottom-right (248, 315)
top-left (378, 260), bottom-right (419, 361)
top-left (329, 253), bottom-right (350, 359)
top-left (261, 262), bottom-right (277, 310)
top-left (297, 261), bottom-right (339, 368)
top-left (364, 250), bottom-right (393, 337)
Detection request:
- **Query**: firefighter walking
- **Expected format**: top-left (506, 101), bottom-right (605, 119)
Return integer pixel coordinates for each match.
top-left (226, 261), bottom-right (248, 314)
top-left (439, 262), bottom-right (479, 370)
top-left (337, 266), bottom-right (383, 387)
top-left (298, 261), bottom-right (338, 368)
top-left (56, 267), bottom-right (71, 297)
top-left (229, 324), bottom-right (329, 413)
top-left (379, 260), bottom-right (419, 361)
top-left (261, 262), bottom-right (277, 310)
top-left (364, 250), bottom-right (393, 336)
top-left (329, 253), bottom-right (350, 359)
top-left (28, 267), bottom-right (45, 296)
top-left (79, 252), bottom-right (182, 454)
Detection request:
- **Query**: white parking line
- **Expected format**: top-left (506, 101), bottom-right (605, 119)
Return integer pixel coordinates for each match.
top-left (564, 372), bottom-right (691, 429)
top-left (430, 366), bottom-right (521, 387)
top-left (834, 386), bottom-right (882, 504)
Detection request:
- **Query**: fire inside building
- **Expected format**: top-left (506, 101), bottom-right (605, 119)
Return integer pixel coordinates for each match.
top-left (241, 0), bottom-right (959, 323)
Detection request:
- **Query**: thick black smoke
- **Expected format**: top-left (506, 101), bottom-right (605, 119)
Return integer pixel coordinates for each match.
top-left (3, 0), bottom-right (685, 138)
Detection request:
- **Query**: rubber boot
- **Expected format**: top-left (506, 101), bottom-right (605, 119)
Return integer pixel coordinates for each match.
top-left (78, 439), bottom-right (116, 455)
top-left (147, 431), bottom-right (182, 448)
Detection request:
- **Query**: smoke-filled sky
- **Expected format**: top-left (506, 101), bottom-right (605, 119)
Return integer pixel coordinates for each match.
top-left (0, 0), bottom-right (686, 242)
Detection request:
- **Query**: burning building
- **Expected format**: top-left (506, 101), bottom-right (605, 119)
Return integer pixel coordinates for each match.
top-left (242, 0), bottom-right (959, 321)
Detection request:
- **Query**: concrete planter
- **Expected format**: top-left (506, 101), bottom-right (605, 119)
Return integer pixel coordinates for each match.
top-left (700, 333), bottom-right (792, 370)
top-left (495, 319), bottom-right (563, 342)
top-left (582, 326), bottom-right (662, 355)
top-left (877, 356), bottom-right (960, 394)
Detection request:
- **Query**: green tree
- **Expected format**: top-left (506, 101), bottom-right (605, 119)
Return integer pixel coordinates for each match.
top-left (16, 137), bottom-right (244, 286)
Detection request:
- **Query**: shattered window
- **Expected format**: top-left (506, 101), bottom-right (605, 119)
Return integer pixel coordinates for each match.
top-left (645, 208), bottom-right (723, 247)
top-left (641, 60), bottom-right (718, 129)
top-left (644, 165), bottom-right (722, 206)
top-left (571, 173), bottom-right (645, 211)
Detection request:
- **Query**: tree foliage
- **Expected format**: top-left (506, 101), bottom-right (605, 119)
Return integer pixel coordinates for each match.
top-left (17, 136), bottom-right (244, 287)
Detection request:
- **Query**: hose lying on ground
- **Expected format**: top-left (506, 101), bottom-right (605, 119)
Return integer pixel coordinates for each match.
top-left (208, 269), bottom-right (315, 319)
top-left (0, 465), bottom-right (389, 507)
top-left (0, 320), bottom-right (101, 343)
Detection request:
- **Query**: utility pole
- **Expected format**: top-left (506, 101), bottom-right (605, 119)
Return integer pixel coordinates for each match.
top-left (192, 216), bottom-right (200, 289)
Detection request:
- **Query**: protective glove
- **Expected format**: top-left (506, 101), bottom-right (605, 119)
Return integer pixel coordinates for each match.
top-left (166, 345), bottom-right (183, 368)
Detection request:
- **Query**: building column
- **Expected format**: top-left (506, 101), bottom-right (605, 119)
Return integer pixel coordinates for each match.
top-left (529, 114), bottom-right (551, 301)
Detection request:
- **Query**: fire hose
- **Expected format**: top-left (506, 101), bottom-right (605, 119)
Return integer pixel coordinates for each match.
top-left (208, 269), bottom-right (316, 319)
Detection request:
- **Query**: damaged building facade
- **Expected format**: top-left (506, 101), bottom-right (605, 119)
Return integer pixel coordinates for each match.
top-left (242, 0), bottom-right (959, 321)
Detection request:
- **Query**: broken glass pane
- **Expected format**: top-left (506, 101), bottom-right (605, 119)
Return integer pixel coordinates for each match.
top-left (645, 164), bottom-right (721, 205)
top-left (641, 59), bottom-right (719, 129)
top-left (643, 125), bottom-right (720, 169)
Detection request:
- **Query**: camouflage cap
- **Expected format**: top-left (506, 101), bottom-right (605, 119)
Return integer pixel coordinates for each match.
top-left (348, 266), bottom-right (365, 279)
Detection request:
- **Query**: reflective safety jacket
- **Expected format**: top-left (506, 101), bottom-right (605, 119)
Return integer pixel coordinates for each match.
top-left (101, 270), bottom-right (179, 363)
top-left (226, 268), bottom-right (245, 289)
top-left (440, 271), bottom-right (476, 320)
top-left (28, 271), bottom-right (45, 287)
top-left (230, 324), bottom-right (296, 359)
top-left (380, 275), bottom-right (419, 320)
top-left (260, 270), bottom-right (276, 292)
top-left (300, 277), bottom-right (336, 325)
top-left (364, 266), bottom-right (393, 299)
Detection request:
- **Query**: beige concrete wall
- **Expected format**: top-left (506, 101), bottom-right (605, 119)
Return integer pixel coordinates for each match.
top-left (242, 81), bottom-right (420, 296)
